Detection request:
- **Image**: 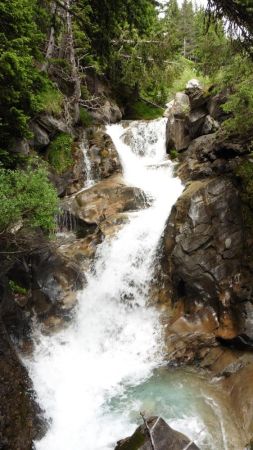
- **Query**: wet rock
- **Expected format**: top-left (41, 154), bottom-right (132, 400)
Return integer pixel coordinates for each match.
top-left (115, 416), bottom-right (200, 450)
top-left (31, 249), bottom-right (84, 317)
top-left (0, 319), bottom-right (44, 449)
top-left (64, 174), bottom-right (148, 226)
top-left (163, 177), bottom-right (244, 305)
top-left (85, 127), bottom-right (121, 181)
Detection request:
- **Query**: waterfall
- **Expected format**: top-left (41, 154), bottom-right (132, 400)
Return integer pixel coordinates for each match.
top-left (27, 119), bottom-right (185, 450)
top-left (80, 131), bottom-right (95, 188)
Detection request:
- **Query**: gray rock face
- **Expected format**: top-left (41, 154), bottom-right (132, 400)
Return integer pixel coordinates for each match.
top-left (185, 79), bottom-right (208, 109)
top-left (207, 91), bottom-right (228, 121)
top-left (90, 100), bottom-right (122, 124)
top-left (37, 114), bottom-right (70, 136)
top-left (115, 416), bottom-right (199, 450)
top-left (202, 115), bottom-right (219, 135)
top-left (163, 177), bottom-right (244, 303)
top-left (30, 122), bottom-right (50, 149)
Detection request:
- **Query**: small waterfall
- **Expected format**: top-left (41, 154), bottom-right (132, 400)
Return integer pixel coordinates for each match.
top-left (79, 131), bottom-right (95, 188)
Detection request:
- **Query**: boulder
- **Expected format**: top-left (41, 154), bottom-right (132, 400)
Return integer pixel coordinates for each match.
top-left (90, 100), bottom-right (122, 124)
top-left (202, 115), bottom-right (219, 135)
top-left (185, 79), bottom-right (208, 109)
top-left (115, 416), bottom-right (199, 450)
top-left (166, 117), bottom-right (191, 152)
top-left (207, 91), bottom-right (228, 121)
top-left (9, 138), bottom-right (30, 155)
top-left (64, 174), bottom-right (148, 225)
top-left (85, 127), bottom-right (121, 181)
top-left (163, 177), bottom-right (244, 304)
top-left (172, 92), bottom-right (190, 118)
top-left (37, 113), bottom-right (70, 137)
top-left (29, 122), bottom-right (50, 149)
top-left (188, 108), bottom-right (207, 138)
top-left (0, 310), bottom-right (44, 449)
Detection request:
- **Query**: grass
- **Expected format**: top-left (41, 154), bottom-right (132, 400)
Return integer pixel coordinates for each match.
top-left (79, 107), bottom-right (94, 127)
top-left (47, 133), bottom-right (74, 174)
top-left (127, 100), bottom-right (163, 120)
top-left (36, 83), bottom-right (64, 116)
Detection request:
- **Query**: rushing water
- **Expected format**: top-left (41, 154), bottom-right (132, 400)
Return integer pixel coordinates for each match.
top-left (27, 119), bottom-right (243, 450)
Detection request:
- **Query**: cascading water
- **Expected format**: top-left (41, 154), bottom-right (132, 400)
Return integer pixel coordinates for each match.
top-left (80, 131), bottom-right (95, 188)
top-left (27, 119), bottom-right (243, 450)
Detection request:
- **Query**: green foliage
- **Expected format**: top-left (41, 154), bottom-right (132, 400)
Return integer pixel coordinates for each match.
top-left (0, 0), bottom-right (49, 150)
top-left (170, 149), bottom-right (179, 160)
top-left (0, 165), bottom-right (58, 233)
top-left (219, 55), bottom-right (253, 134)
top-left (127, 100), bottom-right (163, 120)
top-left (79, 108), bottom-right (93, 127)
top-left (9, 280), bottom-right (28, 295)
top-left (48, 133), bottom-right (74, 174)
top-left (34, 81), bottom-right (64, 116)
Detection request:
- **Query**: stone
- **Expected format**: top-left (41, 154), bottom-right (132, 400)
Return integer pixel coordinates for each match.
top-left (64, 174), bottom-right (148, 226)
top-left (162, 178), bottom-right (244, 304)
top-left (207, 91), bottom-right (228, 121)
top-left (37, 113), bottom-right (70, 136)
top-left (29, 122), bottom-right (50, 149)
top-left (185, 79), bottom-right (208, 109)
top-left (85, 127), bottom-right (121, 181)
top-left (0, 318), bottom-right (44, 449)
top-left (166, 117), bottom-right (191, 152)
top-left (202, 115), bottom-right (220, 135)
top-left (115, 416), bottom-right (200, 450)
top-left (90, 100), bottom-right (122, 124)
top-left (9, 138), bottom-right (30, 155)
top-left (188, 108), bottom-right (207, 138)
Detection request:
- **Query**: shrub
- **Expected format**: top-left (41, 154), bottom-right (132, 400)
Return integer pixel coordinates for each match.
top-left (170, 149), bottom-right (179, 160)
top-left (0, 165), bottom-right (59, 233)
top-left (9, 280), bottom-right (28, 295)
top-left (33, 81), bottom-right (63, 116)
top-left (47, 133), bottom-right (74, 174)
top-left (79, 107), bottom-right (93, 127)
top-left (127, 100), bottom-right (163, 120)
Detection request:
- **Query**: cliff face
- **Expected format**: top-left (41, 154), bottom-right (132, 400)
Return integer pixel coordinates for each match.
top-left (159, 80), bottom-right (253, 441)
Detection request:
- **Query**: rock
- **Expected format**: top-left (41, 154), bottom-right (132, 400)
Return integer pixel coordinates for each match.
top-left (162, 177), bottom-right (244, 305)
top-left (115, 416), bottom-right (200, 450)
top-left (166, 117), bottom-right (191, 152)
top-left (207, 91), bottom-right (228, 121)
top-left (0, 318), bottom-right (44, 449)
top-left (185, 79), bottom-right (208, 109)
top-left (90, 100), bottom-right (122, 124)
top-left (37, 114), bottom-right (70, 137)
top-left (188, 108), bottom-right (207, 138)
top-left (172, 92), bottom-right (190, 118)
top-left (9, 138), bottom-right (30, 155)
top-left (31, 249), bottom-right (84, 316)
top-left (85, 127), bottom-right (121, 181)
top-left (64, 174), bottom-right (148, 226)
top-left (29, 122), bottom-right (50, 149)
top-left (202, 115), bottom-right (219, 135)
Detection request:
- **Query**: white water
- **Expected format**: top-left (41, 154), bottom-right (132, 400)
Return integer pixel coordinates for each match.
top-left (27, 119), bottom-right (241, 450)
top-left (80, 131), bottom-right (95, 188)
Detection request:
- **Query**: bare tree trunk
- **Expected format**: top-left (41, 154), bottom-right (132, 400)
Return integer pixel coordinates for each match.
top-left (42, 1), bottom-right (57, 71)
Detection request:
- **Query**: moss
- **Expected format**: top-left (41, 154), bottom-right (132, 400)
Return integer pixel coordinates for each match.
top-left (127, 100), bottom-right (163, 120)
top-left (79, 107), bottom-right (94, 127)
top-left (100, 148), bottom-right (109, 159)
top-left (48, 133), bottom-right (74, 174)
top-left (170, 148), bottom-right (179, 160)
top-left (9, 280), bottom-right (28, 295)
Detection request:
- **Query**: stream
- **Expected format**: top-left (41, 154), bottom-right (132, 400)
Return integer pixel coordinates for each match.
top-left (27, 119), bottom-right (244, 450)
